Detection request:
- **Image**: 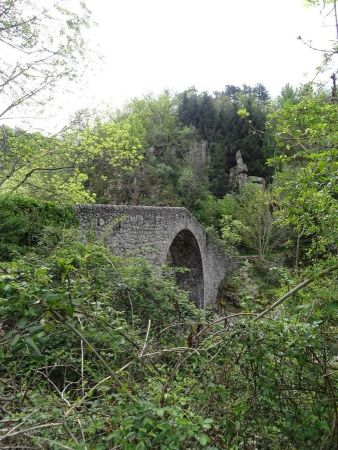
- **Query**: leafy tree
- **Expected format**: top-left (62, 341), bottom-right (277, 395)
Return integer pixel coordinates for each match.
top-left (268, 94), bottom-right (338, 265)
top-left (252, 83), bottom-right (270, 102)
top-left (89, 92), bottom-right (204, 206)
top-left (220, 184), bottom-right (286, 257)
top-left (194, 194), bottom-right (220, 228)
top-left (0, 0), bottom-right (91, 119)
top-left (178, 88), bottom-right (219, 145)
top-left (121, 93), bottom-right (181, 148)
top-left (0, 118), bottom-right (143, 202)
top-left (177, 166), bottom-right (208, 210)
top-left (277, 83), bottom-right (300, 107)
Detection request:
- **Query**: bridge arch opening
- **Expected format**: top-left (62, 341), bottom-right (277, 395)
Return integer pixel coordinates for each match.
top-left (166, 229), bottom-right (204, 308)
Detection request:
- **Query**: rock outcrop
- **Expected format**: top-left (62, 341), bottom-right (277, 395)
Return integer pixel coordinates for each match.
top-left (229, 150), bottom-right (265, 191)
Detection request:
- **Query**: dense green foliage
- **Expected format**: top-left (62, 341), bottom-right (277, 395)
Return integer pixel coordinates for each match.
top-left (178, 85), bottom-right (270, 197)
top-left (0, 196), bottom-right (77, 261)
top-left (0, 90), bottom-right (337, 449)
top-left (0, 85), bottom-right (270, 213)
top-left (269, 93), bottom-right (338, 266)
top-left (0, 227), bottom-right (336, 449)
top-left (0, 2), bottom-right (337, 448)
top-left (1, 84), bottom-right (337, 450)
top-left (0, 118), bottom-right (143, 203)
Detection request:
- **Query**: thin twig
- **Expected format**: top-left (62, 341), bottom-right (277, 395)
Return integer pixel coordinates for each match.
top-left (77, 419), bottom-right (88, 450)
top-left (52, 310), bottom-right (135, 402)
top-left (36, 370), bottom-right (70, 406)
top-left (194, 313), bottom-right (256, 340)
top-left (255, 264), bottom-right (338, 320)
top-left (140, 347), bottom-right (201, 358)
top-left (0, 410), bottom-right (36, 441)
top-left (139, 320), bottom-right (151, 357)
top-left (28, 435), bottom-right (74, 450)
top-left (102, 254), bottom-right (134, 324)
top-left (77, 316), bottom-right (85, 398)
top-left (0, 422), bottom-right (62, 441)
top-left (116, 361), bottom-right (134, 373)
top-left (62, 421), bottom-right (79, 446)
top-left (65, 376), bottom-right (111, 417)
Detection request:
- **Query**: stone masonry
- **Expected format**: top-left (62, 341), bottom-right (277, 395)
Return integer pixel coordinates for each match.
top-left (75, 205), bottom-right (236, 308)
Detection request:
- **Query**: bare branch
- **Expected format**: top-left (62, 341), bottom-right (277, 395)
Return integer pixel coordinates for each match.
top-left (10, 165), bottom-right (76, 193)
top-left (0, 422), bottom-right (62, 441)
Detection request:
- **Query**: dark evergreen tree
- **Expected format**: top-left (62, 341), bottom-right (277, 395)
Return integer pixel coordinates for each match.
top-left (178, 84), bottom-right (270, 197)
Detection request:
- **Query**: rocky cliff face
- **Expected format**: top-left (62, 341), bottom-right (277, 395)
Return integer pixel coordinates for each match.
top-left (183, 140), bottom-right (210, 169)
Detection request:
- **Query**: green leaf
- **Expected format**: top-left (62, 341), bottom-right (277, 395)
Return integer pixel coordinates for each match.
top-left (24, 336), bottom-right (42, 358)
top-left (198, 434), bottom-right (210, 446)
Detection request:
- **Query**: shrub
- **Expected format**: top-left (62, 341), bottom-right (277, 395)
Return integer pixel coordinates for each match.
top-left (0, 195), bottom-right (77, 260)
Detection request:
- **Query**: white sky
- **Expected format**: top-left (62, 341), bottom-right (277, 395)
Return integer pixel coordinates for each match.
top-left (6, 0), bottom-right (337, 132)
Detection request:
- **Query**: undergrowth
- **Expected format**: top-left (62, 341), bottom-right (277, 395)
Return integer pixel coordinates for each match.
top-left (0, 195), bottom-right (77, 260)
top-left (0, 200), bottom-right (337, 449)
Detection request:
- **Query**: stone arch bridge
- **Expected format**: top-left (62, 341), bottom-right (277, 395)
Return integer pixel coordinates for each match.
top-left (75, 205), bottom-right (236, 308)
